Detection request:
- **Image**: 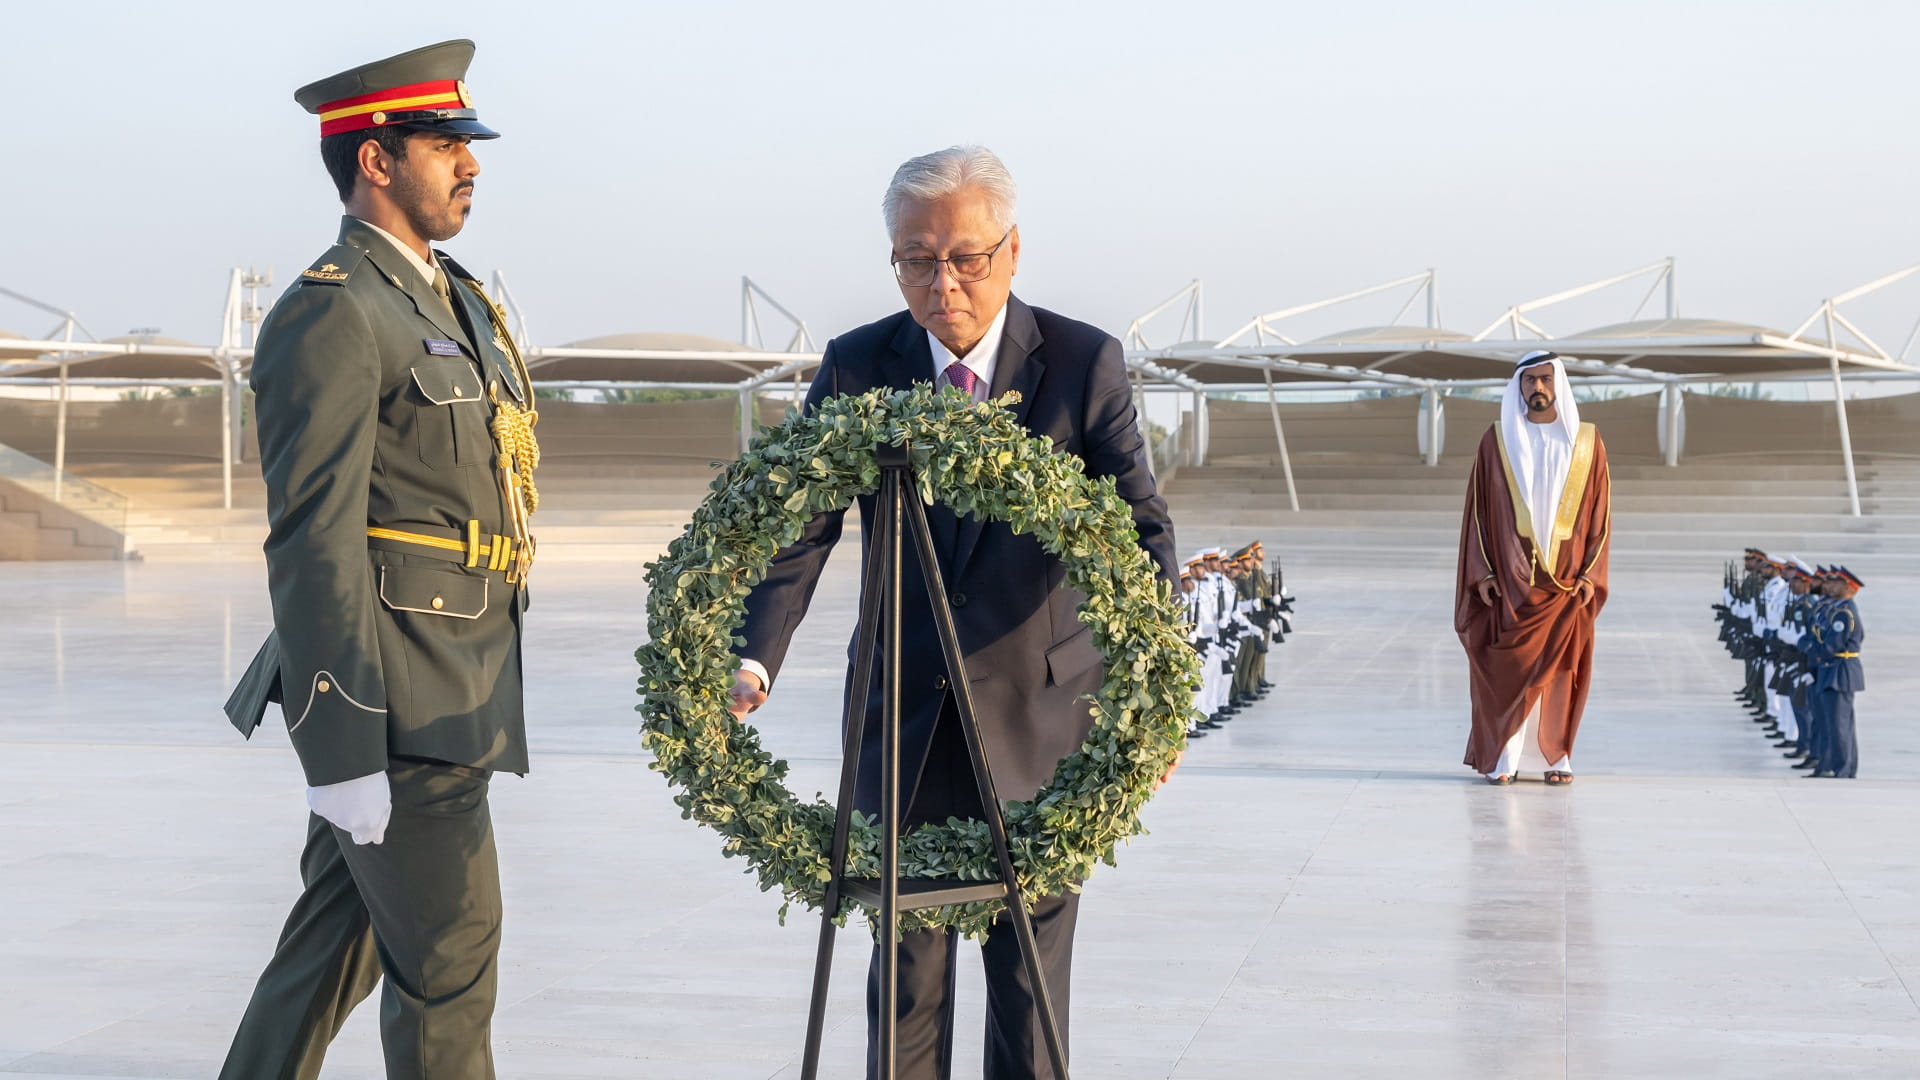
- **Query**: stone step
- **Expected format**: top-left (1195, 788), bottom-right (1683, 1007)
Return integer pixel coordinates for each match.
top-left (1169, 479), bottom-right (1896, 501)
top-left (1167, 493), bottom-right (1919, 516)
top-left (1199, 458), bottom-right (1902, 481)
top-left (1168, 505), bottom-right (1920, 532)
top-left (1172, 523), bottom-right (1920, 559)
top-left (125, 520), bottom-right (694, 559)
top-left (129, 540), bottom-right (678, 565)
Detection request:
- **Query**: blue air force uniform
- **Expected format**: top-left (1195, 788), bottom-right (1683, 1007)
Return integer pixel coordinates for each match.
top-left (1808, 596), bottom-right (1866, 778)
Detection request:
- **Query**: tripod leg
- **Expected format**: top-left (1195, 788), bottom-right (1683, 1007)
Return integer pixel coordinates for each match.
top-left (877, 467), bottom-right (904, 1080)
top-left (900, 494), bottom-right (1071, 1079)
top-left (800, 480), bottom-right (894, 1080)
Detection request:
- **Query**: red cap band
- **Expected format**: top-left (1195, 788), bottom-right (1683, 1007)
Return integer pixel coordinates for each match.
top-left (317, 79), bottom-right (469, 137)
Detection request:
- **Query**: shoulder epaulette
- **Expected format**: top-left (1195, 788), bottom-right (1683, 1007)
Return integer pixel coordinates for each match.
top-left (297, 244), bottom-right (365, 286)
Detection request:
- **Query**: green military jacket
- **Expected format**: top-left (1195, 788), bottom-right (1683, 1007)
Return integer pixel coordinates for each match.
top-left (226, 216), bottom-right (532, 786)
top-left (1234, 569), bottom-right (1257, 608)
top-left (1249, 565), bottom-right (1274, 624)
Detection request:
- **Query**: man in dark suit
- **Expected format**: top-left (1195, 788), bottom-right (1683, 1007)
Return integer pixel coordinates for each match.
top-left (727, 146), bottom-right (1177, 1080)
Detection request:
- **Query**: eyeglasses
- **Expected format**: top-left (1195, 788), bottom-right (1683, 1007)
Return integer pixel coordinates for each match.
top-left (891, 230), bottom-right (1011, 288)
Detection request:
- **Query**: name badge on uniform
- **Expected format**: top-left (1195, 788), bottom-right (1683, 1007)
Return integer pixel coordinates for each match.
top-left (424, 338), bottom-right (463, 357)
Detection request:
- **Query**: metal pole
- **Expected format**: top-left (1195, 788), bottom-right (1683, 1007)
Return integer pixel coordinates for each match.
top-left (219, 355), bottom-right (234, 510)
top-left (1826, 304), bottom-right (1862, 517)
top-left (1830, 357), bottom-right (1861, 518)
top-left (1182, 390), bottom-right (1198, 466)
top-left (1261, 368), bottom-right (1300, 511)
top-left (1131, 368), bottom-right (1155, 482)
top-left (1425, 269), bottom-right (1436, 328)
top-left (53, 319), bottom-right (74, 502)
top-left (1665, 257), bottom-right (1677, 318)
top-left (738, 386), bottom-right (754, 454)
top-left (1662, 384), bottom-right (1681, 468)
top-left (54, 361), bottom-right (69, 503)
top-left (1421, 386), bottom-right (1442, 467)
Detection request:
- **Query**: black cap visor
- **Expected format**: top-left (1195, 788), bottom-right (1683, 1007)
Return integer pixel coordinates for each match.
top-left (385, 109), bottom-right (500, 140)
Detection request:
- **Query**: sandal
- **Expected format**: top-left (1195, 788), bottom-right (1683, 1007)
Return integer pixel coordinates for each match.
top-left (1486, 773), bottom-right (1515, 786)
top-left (1544, 771), bottom-right (1573, 786)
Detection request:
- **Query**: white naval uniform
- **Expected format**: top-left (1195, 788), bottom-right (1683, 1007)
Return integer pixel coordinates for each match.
top-left (1185, 584), bottom-right (1217, 728)
top-left (1213, 570), bottom-right (1250, 714)
top-left (1760, 575), bottom-right (1794, 739)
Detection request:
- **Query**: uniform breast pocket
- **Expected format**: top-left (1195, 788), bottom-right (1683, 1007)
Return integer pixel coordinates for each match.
top-left (410, 361), bottom-right (488, 470)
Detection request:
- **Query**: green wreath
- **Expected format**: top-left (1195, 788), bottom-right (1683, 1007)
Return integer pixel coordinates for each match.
top-left (636, 384), bottom-right (1198, 939)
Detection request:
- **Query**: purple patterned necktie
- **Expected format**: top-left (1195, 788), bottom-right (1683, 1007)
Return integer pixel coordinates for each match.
top-left (943, 360), bottom-right (978, 398)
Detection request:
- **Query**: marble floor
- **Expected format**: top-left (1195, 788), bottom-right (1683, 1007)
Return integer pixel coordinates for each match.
top-left (1, 545), bottom-right (1917, 1079)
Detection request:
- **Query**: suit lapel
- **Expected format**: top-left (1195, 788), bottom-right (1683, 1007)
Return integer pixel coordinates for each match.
top-left (886, 314), bottom-right (933, 392)
top-left (950, 297), bottom-right (1043, 578)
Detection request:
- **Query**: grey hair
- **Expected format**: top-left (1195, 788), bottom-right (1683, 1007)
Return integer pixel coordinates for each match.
top-left (882, 145), bottom-right (1019, 238)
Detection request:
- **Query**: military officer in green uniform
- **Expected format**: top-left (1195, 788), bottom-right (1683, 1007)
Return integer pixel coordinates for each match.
top-left (219, 39), bottom-right (540, 1080)
top-left (1228, 547), bottom-right (1260, 706)
top-left (1246, 540), bottom-right (1276, 692)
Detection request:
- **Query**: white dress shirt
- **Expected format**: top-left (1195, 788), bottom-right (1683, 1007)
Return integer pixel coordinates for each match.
top-left (927, 302), bottom-right (1010, 403)
top-left (355, 217), bottom-right (441, 288)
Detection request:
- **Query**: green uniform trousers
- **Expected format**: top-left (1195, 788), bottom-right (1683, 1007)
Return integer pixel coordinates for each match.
top-left (1232, 640), bottom-right (1257, 697)
top-left (220, 759), bottom-right (502, 1080)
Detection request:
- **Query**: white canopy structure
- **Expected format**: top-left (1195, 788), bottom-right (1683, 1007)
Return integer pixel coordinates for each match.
top-left (5, 261), bottom-right (1918, 518)
top-left (1109, 260), bottom-right (1920, 514)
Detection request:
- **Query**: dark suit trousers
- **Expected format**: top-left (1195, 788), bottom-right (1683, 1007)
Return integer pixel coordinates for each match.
top-left (220, 760), bottom-right (502, 1080)
top-left (866, 704), bottom-right (1078, 1080)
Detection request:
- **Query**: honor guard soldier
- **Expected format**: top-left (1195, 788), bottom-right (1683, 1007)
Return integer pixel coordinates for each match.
top-left (1186, 552), bottom-right (1225, 730)
top-left (1202, 546), bottom-right (1248, 724)
top-left (1227, 545), bottom-right (1270, 707)
top-left (1179, 561), bottom-right (1215, 737)
top-left (218, 39), bottom-right (540, 1080)
top-left (1755, 555), bottom-right (1793, 744)
top-left (1773, 557), bottom-right (1820, 764)
top-left (1803, 566), bottom-right (1866, 778)
top-left (1247, 540), bottom-right (1278, 688)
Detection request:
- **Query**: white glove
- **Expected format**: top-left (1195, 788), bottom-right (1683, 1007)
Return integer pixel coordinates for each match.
top-left (306, 771), bottom-right (392, 845)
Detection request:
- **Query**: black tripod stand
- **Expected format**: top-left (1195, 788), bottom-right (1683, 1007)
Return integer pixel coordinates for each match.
top-left (798, 442), bottom-right (1070, 1080)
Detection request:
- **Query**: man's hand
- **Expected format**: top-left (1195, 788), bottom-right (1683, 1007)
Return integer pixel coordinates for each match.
top-left (1475, 576), bottom-right (1499, 607)
top-left (728, 670), bottom-right (768, 719)
top-left (306, 771), bottom-right (392, 845)
top-left (1574, 578), bottom-right (1596, 607)
top-left (1155, 749), bottom-right (1184, 791)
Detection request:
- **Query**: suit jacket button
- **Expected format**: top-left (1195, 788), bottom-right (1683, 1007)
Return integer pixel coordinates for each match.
top-left (934, 675), bottom-right (949, 690)
top-left (950, 592), bottom-right (968, 608)
top-left (431, 596), bottom-right (445, 610)
top-left (316, 680), bottom-right (330, 694)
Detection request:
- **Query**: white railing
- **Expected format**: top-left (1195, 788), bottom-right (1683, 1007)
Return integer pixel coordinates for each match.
top-left (0, 441), bottom-right (129, 536)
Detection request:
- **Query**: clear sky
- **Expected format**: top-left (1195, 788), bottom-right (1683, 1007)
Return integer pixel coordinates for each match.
top-left (5, 0), bottom-right (1919, 353)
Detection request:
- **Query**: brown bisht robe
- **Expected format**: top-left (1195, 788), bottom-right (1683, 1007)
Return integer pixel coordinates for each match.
top-left (1455, 422), bottom-right (1611, 774)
